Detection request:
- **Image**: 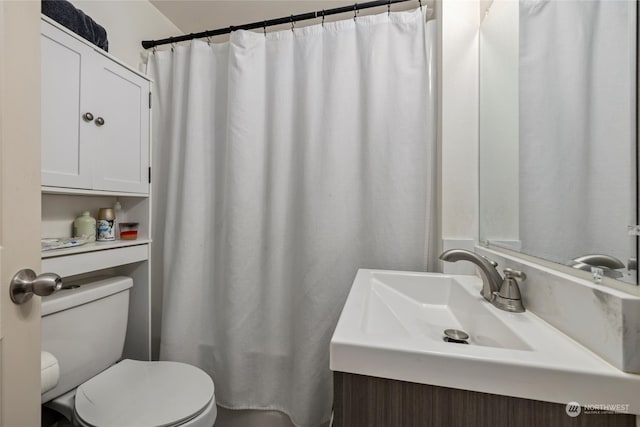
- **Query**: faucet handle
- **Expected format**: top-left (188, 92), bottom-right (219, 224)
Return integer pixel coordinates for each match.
top-left (493, 268), bottom-right (526, 313)
top-left (503, 268), bottom-right (526, 281)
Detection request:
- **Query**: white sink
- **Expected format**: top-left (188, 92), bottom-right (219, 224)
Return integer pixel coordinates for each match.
top-left (331, 269), bottom-right (640, 413)
top-left (364, 271), bottom-right (530, 350)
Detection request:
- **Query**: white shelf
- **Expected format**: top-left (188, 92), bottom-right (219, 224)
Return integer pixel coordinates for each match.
top-left (42, 186), bottom-right (149, 198)
top-left (42, 239), bottom-right (151, 259)
top-left (42, 242), bottom-right (150, 278)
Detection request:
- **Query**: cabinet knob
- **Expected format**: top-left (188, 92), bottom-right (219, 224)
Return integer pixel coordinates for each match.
top-left (83, 112), bottom-right (94, 122)
top-left (95, 117), bottom-right (105, 126)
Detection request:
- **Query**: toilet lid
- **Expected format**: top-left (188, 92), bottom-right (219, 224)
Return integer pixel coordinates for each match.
top-left (75, 359), bottom-right (214, 427)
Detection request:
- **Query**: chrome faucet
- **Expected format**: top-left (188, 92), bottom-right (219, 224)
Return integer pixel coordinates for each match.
top-left (568, 254), bottom-right (625, 279)
top-left (439, 249), bottom-right (504, 302)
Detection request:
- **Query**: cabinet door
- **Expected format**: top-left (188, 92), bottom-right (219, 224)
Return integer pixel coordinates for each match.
top-left (41, 21), bottom-right (95, 189)
top-left (91, 55), bottom-right (150, 194)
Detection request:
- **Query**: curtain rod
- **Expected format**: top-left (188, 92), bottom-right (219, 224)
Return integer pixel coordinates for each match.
top-left (141, 0), bottom-right (419, 50)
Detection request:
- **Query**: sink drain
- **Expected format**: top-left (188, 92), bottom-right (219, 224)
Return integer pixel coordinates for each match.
top-left (443, 329), bottom-right (469, 344)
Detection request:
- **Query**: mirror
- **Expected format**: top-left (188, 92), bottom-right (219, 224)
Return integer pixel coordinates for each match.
top-left (479, 0), bottom-right (638, 285)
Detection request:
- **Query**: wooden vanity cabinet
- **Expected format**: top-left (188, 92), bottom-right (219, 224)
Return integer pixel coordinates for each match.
top-left (333, 371), bottom-right (636, 427)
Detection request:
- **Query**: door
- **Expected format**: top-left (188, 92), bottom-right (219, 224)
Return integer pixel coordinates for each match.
top-left (0, 2), bottom-right (44, 426)
top-left (92, 54), bottom-right (150, 194)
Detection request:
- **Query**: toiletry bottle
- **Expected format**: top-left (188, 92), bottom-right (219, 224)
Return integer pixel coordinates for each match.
top-left (113, 201), bottom-right (124, 239)
top-left (97, 208), bottom-right (116, 241)
top-left (73, 211), bottom-right (96, 242)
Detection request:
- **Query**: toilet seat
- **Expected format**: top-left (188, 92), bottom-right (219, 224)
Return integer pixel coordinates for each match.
top-left (74, 359), bottom-right (215, 427)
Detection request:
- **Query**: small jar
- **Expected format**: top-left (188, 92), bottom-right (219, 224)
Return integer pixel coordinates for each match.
top-left (119, 222), bottom-right (139, 240)
top-left (73, 211), bottom-right (96, 242)
top-left (97, 208), bottom-right (115, 241)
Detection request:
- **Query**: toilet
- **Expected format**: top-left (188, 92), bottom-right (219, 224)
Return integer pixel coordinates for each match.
top-left (41, 276), bottom-right (217, 427)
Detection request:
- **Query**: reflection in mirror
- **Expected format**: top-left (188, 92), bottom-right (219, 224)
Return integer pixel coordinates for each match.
top-left (479, 0), bottom-right (638, 285)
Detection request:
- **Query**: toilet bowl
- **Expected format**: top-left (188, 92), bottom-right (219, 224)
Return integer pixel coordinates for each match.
top-left (41, 276), bottom-right (217, 427)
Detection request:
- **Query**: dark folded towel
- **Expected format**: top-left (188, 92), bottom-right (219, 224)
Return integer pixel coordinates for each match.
top-left (42, 0), bottom-right (109, 52)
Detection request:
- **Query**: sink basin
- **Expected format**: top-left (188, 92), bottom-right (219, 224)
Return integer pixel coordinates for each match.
top-left (331, 269), bottom-right (640, 413)
top-left (364, 272), bottom-right (531, 350)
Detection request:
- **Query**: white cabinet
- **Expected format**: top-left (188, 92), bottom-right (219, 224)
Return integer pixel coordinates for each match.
top-left (40, 16), bottom-right (153, 361)
top-left (91, 55), bottom-right (150, 193)
top-left (41, 19), bottom-right (150, 194)
top-left (41, 20), bottom-right (93, 189)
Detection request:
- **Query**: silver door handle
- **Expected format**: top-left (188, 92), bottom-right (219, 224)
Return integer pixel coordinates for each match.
top-left (10, 269), bottom-right (62, 305)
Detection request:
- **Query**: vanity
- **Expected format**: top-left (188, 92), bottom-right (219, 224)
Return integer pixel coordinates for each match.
top-left (332, 374), bottom-right (634, 427)
top-left (330, 269), bottom-right (639, 427)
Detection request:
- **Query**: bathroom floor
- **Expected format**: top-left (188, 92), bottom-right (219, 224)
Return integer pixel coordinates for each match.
top-left (41, 407), bottom-right (69, 427)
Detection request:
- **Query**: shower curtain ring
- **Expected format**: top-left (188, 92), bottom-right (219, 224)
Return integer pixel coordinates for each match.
top-left (418, 0), bottom-right (422, 9)
top-left (290, 15), bottom-right (295, 32)
top-left (388, 0), bottom-right (391, 16)
top-left (354, 3), bottom-right (358, 21)
top-left (152, 45), bottom-right (157, 54)
top-left (263, 20), bottom-right (267, 36)
top-left (321, 10), bottom-right (325, 27)
top-left (206, 36), bottom-right (212, 45)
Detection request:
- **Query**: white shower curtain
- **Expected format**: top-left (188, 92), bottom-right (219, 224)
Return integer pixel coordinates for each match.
top-left (519, 0), bottom-right (636, 264)
top-left (149, 9), bottom-right (436, 427)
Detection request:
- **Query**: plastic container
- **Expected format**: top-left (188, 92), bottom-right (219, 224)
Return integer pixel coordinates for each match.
top-left (119, 222), bottom-right (139, 240)
top-left (73, 211), bottom-right (96, 242)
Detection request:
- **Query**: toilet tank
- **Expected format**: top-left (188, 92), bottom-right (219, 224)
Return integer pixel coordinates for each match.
top-left (41, 276), bottom-right (133, 403)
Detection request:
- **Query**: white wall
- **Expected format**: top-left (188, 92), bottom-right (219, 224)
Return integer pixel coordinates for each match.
top-left (439, 0), bottom-right (480, 273)
top-left (68, 0), bottom-right (180, 70)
